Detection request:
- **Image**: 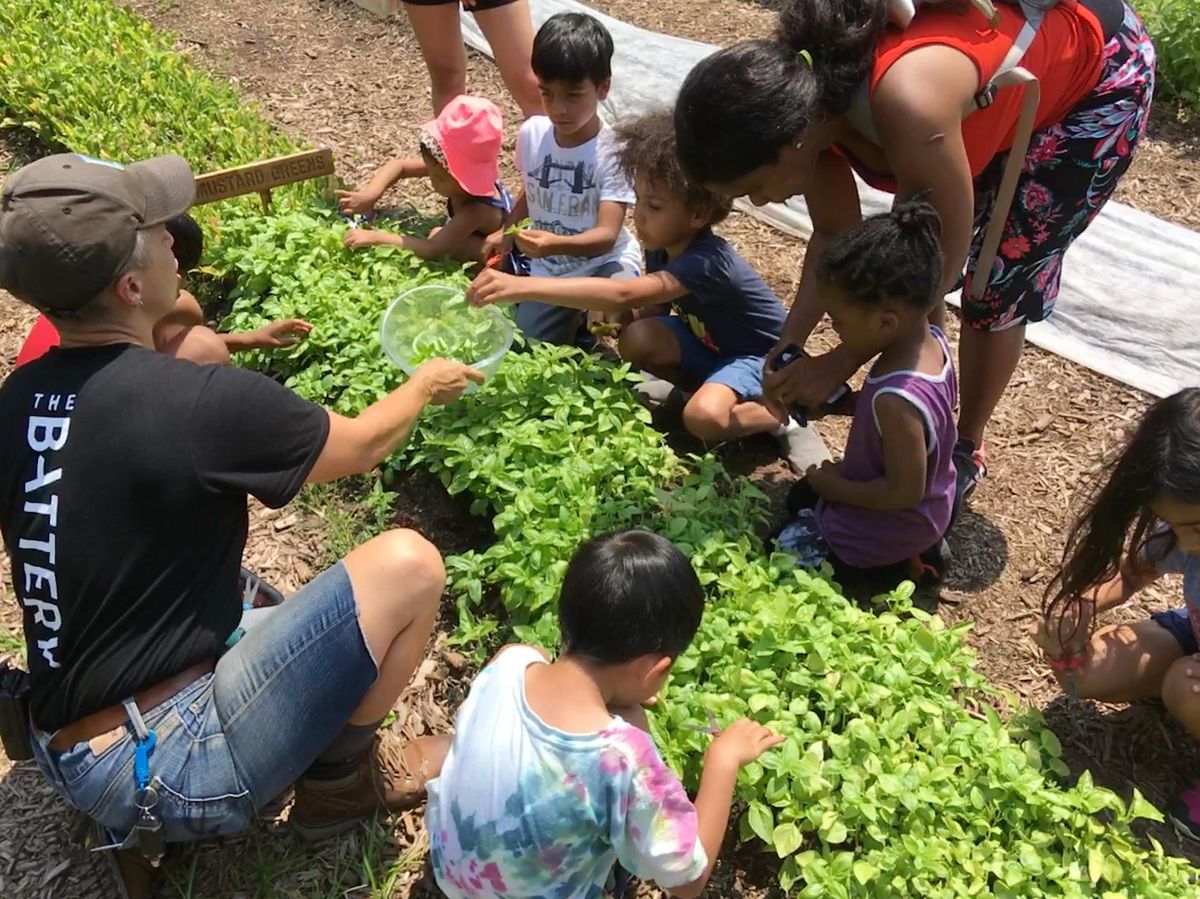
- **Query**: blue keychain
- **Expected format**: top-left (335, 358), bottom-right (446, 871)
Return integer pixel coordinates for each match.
top-left (123, 699), bottom-right (165, 865)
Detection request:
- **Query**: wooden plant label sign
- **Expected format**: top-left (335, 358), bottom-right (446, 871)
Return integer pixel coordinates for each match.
top-left (192, 148), bottom-right (335, 206)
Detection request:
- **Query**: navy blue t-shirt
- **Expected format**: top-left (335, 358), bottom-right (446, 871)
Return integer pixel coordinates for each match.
top-left (645, 228), bottom-right (786, 358)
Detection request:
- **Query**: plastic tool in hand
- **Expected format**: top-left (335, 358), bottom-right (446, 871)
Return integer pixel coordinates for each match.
top-left (684, 709), bottom-right (721, 736)
top-left (768, 344), bottom-right (853, 426)
top-left (1050, 652), bottom-right (1085, 701)
top-left (338, 212), bottom-right (366, 229)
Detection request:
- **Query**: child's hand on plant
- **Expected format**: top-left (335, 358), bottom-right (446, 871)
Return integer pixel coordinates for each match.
top-left (336, 188), bottom-right (380, 217)
top-left (705, 718), bottom-right (785, 770)
top-left (344, 228), bottom-right (386, 249)
top-left (252, 318), bottom-right (312, 349)
top-left (412, 358), bottom-right (485, 405)
top-left (481, 230), bottom-right (513, 263)
top-left (513, 229), bottom-right (557, 259)
top-left (467, 269), bottom-right (522, 307)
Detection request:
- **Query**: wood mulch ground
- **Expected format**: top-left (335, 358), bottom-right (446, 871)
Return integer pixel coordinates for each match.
top-left (1, 0), bottom-right (1199, 894)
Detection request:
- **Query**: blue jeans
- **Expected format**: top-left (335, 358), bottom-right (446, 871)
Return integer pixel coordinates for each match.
top-left (515, 260), bottom-right (639, 345)
top-left (31, 562), bottom-right (378, 844)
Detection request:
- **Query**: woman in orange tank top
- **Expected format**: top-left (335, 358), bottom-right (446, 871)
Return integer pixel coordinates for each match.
top-left (675, 0), bottom-right (1154, 515)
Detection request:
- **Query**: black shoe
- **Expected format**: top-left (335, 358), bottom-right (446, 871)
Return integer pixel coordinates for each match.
top-left (951, 438), bottom-right (987, 521)
top-left (915, 539), bottom-right (952, 586)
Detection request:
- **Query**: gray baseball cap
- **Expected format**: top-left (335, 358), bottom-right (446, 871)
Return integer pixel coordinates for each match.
top-left (0, 153), bottom-right (195, 312)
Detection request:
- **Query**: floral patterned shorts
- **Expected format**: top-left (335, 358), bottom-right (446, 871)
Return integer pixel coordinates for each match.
top-left (962, 3), bottom-right (1156, 331)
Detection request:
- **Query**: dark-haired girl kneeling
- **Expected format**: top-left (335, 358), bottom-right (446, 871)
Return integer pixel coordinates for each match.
top-left (1033, 389), bottom-right (1200, 840)
top-left (778, 199), bottom-right (956, 605)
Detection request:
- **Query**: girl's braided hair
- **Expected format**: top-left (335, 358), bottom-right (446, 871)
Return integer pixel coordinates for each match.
top-left (818, 196), bottom-right (943, 309)
top-left (615, 108), bottom-right (732, 223)
top-left (1045, 389), bottom-right (1200, 646)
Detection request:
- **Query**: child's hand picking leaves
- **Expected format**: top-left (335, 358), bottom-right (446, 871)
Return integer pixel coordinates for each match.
top-left (344, 228), bottom-right (388, 249)
top-left (336, 187), bottom-right (381, 217)
top-left (705, 719), bottom-right (786, 770)
top-left (468, 269), bottom-right (523, 307)
top-left (251, 318), bottom-right (312, 349)
top-left (482, 230), bottom-right (514, 263)
top-left (513, 229), bottom-right (557, 259)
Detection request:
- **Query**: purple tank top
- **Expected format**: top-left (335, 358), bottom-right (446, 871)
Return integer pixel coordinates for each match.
top-left (816, 327), bottom-right (958, 568)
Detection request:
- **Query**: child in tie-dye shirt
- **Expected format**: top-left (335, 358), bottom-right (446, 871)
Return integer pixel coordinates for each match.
top-left (426, 530), bottom-right (784, 898)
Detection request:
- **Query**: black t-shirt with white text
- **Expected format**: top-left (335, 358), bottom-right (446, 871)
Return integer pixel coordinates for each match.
top-left (0, 344), bottom-right (329, 732)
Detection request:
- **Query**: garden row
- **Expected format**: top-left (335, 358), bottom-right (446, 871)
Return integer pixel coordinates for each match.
top-left (2, 1), bottom-right (1197, 895)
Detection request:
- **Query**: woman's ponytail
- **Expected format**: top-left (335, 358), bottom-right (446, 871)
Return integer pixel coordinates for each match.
top-left (777, 0), bottom-right (888, 114)
top-left (675, 0), bottom-right (886, 186)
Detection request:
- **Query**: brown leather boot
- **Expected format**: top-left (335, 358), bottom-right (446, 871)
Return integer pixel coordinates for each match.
top-left (290, 731), bottom-right (451, 842)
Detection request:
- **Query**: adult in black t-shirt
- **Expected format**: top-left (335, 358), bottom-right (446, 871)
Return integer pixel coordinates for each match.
top-left (0, 153), bottom-right (483, 879)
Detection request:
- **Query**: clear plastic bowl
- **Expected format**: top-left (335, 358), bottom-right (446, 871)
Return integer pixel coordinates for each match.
top-left (380, 284), bottom-right (513, 393)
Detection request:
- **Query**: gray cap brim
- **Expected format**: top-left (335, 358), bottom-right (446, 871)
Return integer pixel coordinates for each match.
top-left (128, 154), bottom-right (196, 227)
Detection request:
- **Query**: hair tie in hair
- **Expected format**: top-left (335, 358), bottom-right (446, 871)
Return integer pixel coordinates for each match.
top-left (796, 48), bottom-right (813, 69)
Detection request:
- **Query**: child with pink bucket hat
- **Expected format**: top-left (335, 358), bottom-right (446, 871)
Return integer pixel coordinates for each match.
top-left (339, 95), bottom-right (515, 266)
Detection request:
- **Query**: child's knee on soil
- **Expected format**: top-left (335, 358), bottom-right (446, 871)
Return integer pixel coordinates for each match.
top-left (681, 390), bottom-right (735, 443)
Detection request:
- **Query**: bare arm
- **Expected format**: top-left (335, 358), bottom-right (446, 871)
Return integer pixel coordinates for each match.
top-left (666, 759), bottom-right (738, 899)
top-left (807, 393), bottom-right (928, 511)
top-left (761, 153), bottom-right (867, 411)
top-left (785, 152), bottom-right (863, 347)
top-left (516, 201), bottom-right (627, 259)
top-left (468, 268), bottom-right (687, 314)
top-left (667, 721), bottom-right (785, 899)
top-left (337, 157), bottom-right (428, 213)
top-left (872, 46), bottom-right (978, 296)
top-left (306, 360), bottom-right (482, 483)
top-left (350, 203), bottom-right (494, 261)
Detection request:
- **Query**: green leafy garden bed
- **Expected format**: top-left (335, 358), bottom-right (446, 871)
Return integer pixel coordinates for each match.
top-left (2, 0), bottom-right (1198, 895)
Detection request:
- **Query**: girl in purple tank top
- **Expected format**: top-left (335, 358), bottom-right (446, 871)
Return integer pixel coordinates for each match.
top-left (778, 199), bottom-right (957, 604)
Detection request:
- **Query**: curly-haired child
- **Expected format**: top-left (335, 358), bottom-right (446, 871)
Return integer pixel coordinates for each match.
top-left (467, 107), bottom-right (829, 471)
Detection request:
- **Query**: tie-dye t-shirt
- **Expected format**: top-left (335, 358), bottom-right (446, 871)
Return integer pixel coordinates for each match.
top-left (426, 645), bottom-right (708, 898)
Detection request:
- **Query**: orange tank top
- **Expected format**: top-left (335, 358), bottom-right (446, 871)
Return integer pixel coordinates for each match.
top-left (844, 2), bottom-right (1106, 189)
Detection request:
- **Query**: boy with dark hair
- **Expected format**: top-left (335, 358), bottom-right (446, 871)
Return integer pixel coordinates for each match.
top-left (483, 12), bottom-right (642, 347)
top-left (426, 530), bottom-right (783, 899)
top-left (469, 108), bottom-right (830, 471)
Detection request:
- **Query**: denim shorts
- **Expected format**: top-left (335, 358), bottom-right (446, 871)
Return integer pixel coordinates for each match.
top-left (658, 315), bottom-right (766, 400)
top-left (31, 561), bottom-right (378, 844)
top-left (1151, 608), bottom-right (1199, 656)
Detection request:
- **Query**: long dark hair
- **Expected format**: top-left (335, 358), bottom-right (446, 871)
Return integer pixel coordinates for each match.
top-left (674, 0), bottom-right (886, 184)
top-left (1045, 389), bottom-right (1200, 644)
top-left (819, 196), bottom-right (943, 309)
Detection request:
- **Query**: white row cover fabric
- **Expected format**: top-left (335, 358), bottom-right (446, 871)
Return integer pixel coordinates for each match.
top-left (461, 0), bottom-right (1199, 397)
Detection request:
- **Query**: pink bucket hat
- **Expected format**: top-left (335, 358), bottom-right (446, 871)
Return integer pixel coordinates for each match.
top-left (420, 95), bottom-right (503, 198)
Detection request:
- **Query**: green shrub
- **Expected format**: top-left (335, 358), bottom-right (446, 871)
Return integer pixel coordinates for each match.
top-left (211, 205), bottom-right (1200, 896)
top-left (1136, 0), bottom-right (1200, 116)
top-left (4, 0), bottom-right (1199, 893)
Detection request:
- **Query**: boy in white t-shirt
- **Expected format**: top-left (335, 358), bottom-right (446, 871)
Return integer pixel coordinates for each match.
top-left (484, 12), bottom-right (641, 346)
